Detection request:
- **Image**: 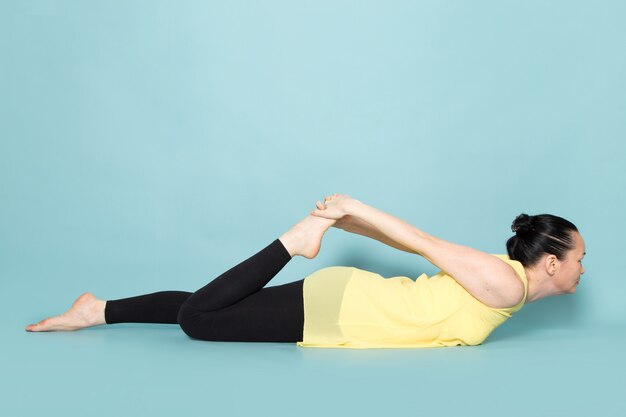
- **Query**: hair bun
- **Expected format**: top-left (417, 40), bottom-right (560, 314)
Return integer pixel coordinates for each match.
top-left (511, 213), bottom-right (535, 235)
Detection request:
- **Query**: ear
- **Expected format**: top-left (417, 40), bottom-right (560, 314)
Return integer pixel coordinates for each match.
top-left (544, 254), bottom-right (558, 275)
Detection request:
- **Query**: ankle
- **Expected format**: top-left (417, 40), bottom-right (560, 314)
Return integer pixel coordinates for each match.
top-left (92, 300), bottom-right (108, 326)
top-left (278, 235), bottom-right (299, 258)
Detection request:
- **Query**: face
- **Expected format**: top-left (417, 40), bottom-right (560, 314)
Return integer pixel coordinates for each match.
top-left (552, 232), bottom-right (586, 293)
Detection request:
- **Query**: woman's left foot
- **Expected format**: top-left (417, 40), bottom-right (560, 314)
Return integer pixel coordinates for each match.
top-left (25, 292), bottom-right (107, 332)
top-left (279, 214), bottom-right (335, 259)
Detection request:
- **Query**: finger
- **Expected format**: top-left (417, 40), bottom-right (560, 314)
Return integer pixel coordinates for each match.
top-left (310, 209), bottom-right (328, 217)
top-left (316, 201), bottom-right (324, 209)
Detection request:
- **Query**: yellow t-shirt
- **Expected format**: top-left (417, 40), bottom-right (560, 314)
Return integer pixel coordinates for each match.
top-left (296, 254), bottom-right (527, 349)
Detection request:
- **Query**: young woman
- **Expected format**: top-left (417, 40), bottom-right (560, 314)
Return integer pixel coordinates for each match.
top-left (25, 194), bottom-right (586, 348)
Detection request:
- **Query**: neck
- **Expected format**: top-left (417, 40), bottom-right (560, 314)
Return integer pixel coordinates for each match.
top-left (523, 266), bottom-right (550, 304)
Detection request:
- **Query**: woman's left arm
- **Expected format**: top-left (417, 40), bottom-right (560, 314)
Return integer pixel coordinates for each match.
top-left (333, 215), bottom-right (418, 254)
top-left (335, 198), bottom-right (524, 308)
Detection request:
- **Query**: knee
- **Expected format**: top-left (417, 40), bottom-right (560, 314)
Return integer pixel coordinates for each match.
top-left (177, 305), bottom-right (201, 339)
top-left (177, 305), bottom-right (220, 340)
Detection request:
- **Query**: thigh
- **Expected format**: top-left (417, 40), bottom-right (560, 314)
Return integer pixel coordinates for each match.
top-left (179, 279), bottom-right (304, 343)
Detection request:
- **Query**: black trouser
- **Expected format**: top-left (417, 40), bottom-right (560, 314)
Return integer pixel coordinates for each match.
top-left (104, 238), bottom-right (305, 342)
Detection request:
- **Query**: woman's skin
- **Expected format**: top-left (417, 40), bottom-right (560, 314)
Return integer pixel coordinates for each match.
top-left (25, 210), bottom-right (337, 332)
top-left (25, 193), bottom-right (587, 332)
top-left (313, 194), bottom-right (587, 306)
top-left (522, 231), bottom-right (586, 303)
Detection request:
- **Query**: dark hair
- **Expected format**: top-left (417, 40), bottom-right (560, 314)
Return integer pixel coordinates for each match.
top-left (506, 213), bottom-right (579, 268)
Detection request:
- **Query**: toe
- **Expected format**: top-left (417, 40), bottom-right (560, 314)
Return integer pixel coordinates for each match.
top-left (26, 322), bottom-right (41, 332)
top-left (30, 318), bottom-right (53, 331)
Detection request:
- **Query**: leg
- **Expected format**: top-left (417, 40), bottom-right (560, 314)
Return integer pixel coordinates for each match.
top-left (24, 290), bottom-right (193, 332)
top-left (178, 279), bottom-right (305, 342)
top-left (107, 238), bottom-right (300, 339)
top-left (177, 238), bottom-right (291, 315)
top-left (103, 238), bottom-right (290, 325)
top-left (25, 213), bottom-right (334, 333)
top-left (176, 213), bottom-right (337, 340)
top-left (108, 209), bottom-right (333, 326)
top-left (104, 291), bottom-right (192, 324)
top-left (26, 237), bottom-right (291, 330)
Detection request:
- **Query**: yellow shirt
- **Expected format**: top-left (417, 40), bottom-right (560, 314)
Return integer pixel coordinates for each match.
top-left (296, 254), bottom-right (528, 349)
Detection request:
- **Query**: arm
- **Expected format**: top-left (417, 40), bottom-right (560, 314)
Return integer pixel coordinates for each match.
top-left (333, 215), bottom-right (417, 254)
top-left (315, 196), bottom-right (524, 309)
top-left (346, 200), bottom-right (524, 308)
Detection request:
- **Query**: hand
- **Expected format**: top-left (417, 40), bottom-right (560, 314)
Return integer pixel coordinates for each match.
top-left (332, 214), bottom-right (358, 232)
top-left (310, 193), bottom-right (355, 220)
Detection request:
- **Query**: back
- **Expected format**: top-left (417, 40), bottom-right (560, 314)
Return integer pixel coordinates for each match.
top-left (296, 254), bottom-right (528, 349)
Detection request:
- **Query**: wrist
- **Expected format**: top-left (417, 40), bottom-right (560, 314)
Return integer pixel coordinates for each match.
top-left (343, 198), bottom-right (363, 217)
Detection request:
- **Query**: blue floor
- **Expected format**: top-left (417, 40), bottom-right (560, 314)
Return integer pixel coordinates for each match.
top-left (6, 309), bottom-right (624, 417)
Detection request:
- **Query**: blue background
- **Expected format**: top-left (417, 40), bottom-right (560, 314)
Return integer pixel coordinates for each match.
top-left (2, 1), bottom-right (624, 416)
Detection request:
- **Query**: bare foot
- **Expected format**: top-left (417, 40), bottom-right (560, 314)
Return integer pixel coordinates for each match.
top-left (25, 292), bottom-right (107, 332)
top-left (279, 214), bottom-right (336, 259)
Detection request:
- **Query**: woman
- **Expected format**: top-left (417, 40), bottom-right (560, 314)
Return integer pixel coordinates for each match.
top-left (25, 194), bottom-right (586, 348)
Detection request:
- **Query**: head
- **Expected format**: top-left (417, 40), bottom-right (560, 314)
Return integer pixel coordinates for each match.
top-left (506, 213), bottom-right (586, 294)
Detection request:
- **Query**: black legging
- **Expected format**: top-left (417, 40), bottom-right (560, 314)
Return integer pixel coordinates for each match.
top-left (104, 238), bottom-right (304, 342)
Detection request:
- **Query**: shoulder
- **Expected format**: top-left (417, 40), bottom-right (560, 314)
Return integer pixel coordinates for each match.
top-left (486, 254), bottom-right (527, 309)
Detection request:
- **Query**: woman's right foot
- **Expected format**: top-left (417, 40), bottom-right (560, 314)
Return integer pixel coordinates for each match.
top-left (279, 214), bottom-right (335, 259)
top-left (25, 292), bottom-right (107, 332)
